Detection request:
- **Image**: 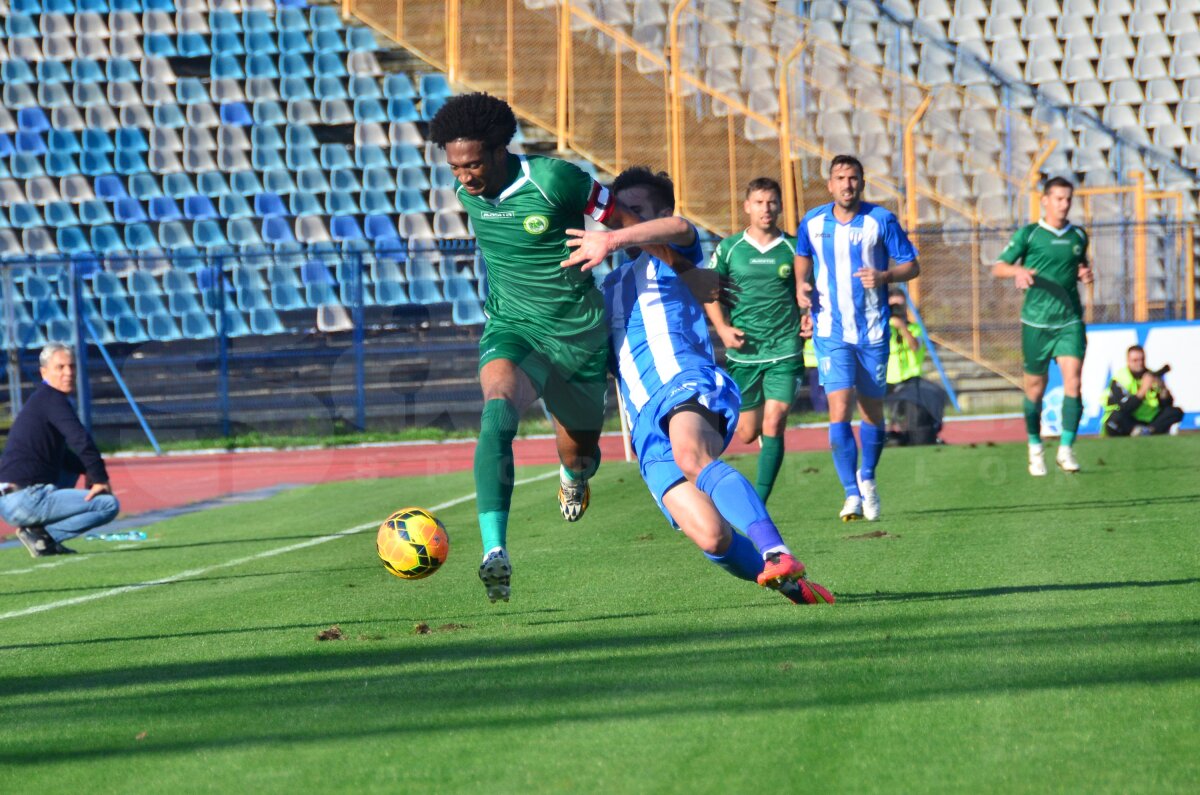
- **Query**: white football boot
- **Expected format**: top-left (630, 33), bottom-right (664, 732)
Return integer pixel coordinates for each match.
top-left (856, 471), bottom-right (881, 521)
top-left (840, 495), bottom-right (864, 522)
top-left (478, 547), bottom-right (511, 603)
top-left (1056, 445), bottom-right (1081, 473)
top-left (1028, 443), bottom-right (1048, 477)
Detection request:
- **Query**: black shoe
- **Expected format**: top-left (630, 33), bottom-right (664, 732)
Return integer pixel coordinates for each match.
top-left (15, 526), bottom-right (55, 558)
top-left (53, 541), bottom-right (77, 554)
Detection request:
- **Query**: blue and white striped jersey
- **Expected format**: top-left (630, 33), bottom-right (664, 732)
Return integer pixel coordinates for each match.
top-left (796, 202), bottom-right (918, 346)
top-left (599, 231), bottom-right (710, 420)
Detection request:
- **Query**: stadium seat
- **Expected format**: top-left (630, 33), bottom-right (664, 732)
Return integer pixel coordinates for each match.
top-left (250, 306), bottom-right (285, 335)
top-left (146, 312), bottom-right (183, 341)
top-left (180, 310), bottom-right (215, 339)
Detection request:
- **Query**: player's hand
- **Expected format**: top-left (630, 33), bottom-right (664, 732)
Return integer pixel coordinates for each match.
top-left (796, 282), bottom-right (813, 309)
top-left (799, 313), bottom-right (813, 339)
top-left (84, 482), bottom-right (112, 502)
top-left (1077, 265), bottom-right (1094, 285)
top-left (1014, 268), bottom-right (1036, 290)
top-left (719, 326), bottom-right (746, 350)
top-left (561, 228), bottom-right (616, 271)
top-left (888, 315), bottom-right (904, 329)
top-left (854, 267), bottom-right (887, 289)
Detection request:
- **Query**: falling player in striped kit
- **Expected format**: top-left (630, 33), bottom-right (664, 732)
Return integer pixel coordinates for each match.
top-left (565, 167), bottom-right (834, 605)
top-left (795, 155), bottom-right (921, 522)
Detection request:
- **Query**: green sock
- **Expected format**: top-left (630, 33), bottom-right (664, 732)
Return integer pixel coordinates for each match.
top-left (1023, 397), bottom-right (1042, 445)
top-left (1061, 395), bottom-right (1082, 448)
top-left (755, 435), bottom-right (785, 501)
top-left (474, 399), bottom-right (520, 552)
top-left (561, 447), bottom-right (602, 481)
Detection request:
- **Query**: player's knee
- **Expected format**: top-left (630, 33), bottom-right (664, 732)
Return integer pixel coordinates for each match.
top-left (686, 518), bottom-right (727, 555)
top-left (674, 447), bottom-right (713, 481)
top-left (735, 422), bottom-right (759, 445)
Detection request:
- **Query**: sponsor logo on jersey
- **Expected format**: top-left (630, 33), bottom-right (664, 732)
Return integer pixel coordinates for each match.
top-left (1051, 239), bottom-right (1073, 246)
top-left (1073, 244), bottom-right (1083, 256)
top-left (777, 264), bottom-right (793, 278)
top-left (523, 214), bottom-right (550, 234)
top-left (481, 211), bottom-right (515, 219)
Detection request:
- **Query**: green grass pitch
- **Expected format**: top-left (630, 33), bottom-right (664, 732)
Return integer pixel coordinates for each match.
top-left (1, 437), bottom-right (1197, 793)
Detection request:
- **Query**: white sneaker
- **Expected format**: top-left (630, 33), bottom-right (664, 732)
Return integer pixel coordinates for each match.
top-left (856, 471), bottom-right (880, 521)
top-left (1028, 444), bottom-right (1047, 477)
top-left (840, 495), bottom-right (864, 522)
top-left (478, 547), bottom-right (511, 603)
top-left (1056, 445), bottom-right (1080, 473)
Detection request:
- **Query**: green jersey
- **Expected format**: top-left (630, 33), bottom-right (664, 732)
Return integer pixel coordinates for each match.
top-left (710, 230), bottom-right (801, 363)
top-left (457, 154), bottom-right (614, 339)
top-left (998, 220), bottom-right (1089, 329)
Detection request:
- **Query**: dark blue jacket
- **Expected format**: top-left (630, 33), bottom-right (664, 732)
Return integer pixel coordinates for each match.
top-left (0, 382), bottom-right (108, 488)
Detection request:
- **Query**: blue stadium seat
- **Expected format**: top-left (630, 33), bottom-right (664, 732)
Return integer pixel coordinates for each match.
top-left (197, 171), bottom-right (232, 199)
top-left (10, 203), bottom-right (45, 230)
top-left (262, 215), bottom-right (296, 245)
top-left (99, 293), bottom-right (135, 321)
top-left (168, 286), bottom-right (203, 316)
top-left (79, 198), bottom-right (116, 225)
top-left (264, 168), bottom-right (298, 195)
top-left (311, 6), bottom-right (340, 30)
top-left (347, 28), bottom-right (379, 53)
top-left (80, 151), bottom-right (112, 177)
top-left (255, 192), bottom-right (288, 217)
top-left (15, 131), bottom-right (47, 156)
top-left (45, 202), bottom-right (80, 228)
top-left (249, 306), bottom-right (285, 335)
top-left (420, 74), bottom-right (452, 99)
top-left (177, 34), bottom-right (212, 58)
top-left (420, 96), bottom-right (447, 122)
top-left (45, 318), bottom-right (76, 346)
top-left (107, 59), bottom-right (140, 83)
top-left (315, 53), bottom-right (347, 78)
top-left (176, 78), bottom-right (211, 105)
top-left (45, 152), bottom-right (79, 178)
top-left (154, 104), bottom-right (189, 129)
top-left (146, 312), bottom-right (183, 341)
top-left (114, 197), bottom-right (148, 224)
top-left (161, 173), bottom-right (195, 199)
top-left (90, 226), bottom-right (127, 256)
top-left (269, 280), bottom-right (304, 310)
top-left (128, 270), bottom-right (163, 297)
top-left (219, 193), bottom-right (254, 219)
top-left (210, 10), bottom-right (242, 34)
top-left (359, 190), bottom-right (392, 216)
top-left (227, 218), bottom-right (262, 247)
top-left (184, 194), bottom-right (218, 220)
top-left (326, 190), bottom-right (360, 215)
top-left (213, 31), bottom-right (246, 57)
top-left (283, 146), bottom-right (317, 170)
top-left (37, 60), bottom-right (71, 85)
top-left (180, 310), bottom-right (215, 339)
top-left (352, 98), bottom-right (387, 124)
top-left (315, 77), bottom-right (349, 101)
top-left (408, 278), bottom-right (444, 304)
top-left (247, 54), bottom-right (281, 79)
top-left (56, 227), bottom-right (91, 255)
top-left (148, 196), bottom-right (182, 222)
top-left (384, 74), bottom-right (416, 100)
top-left (235, 284), bottom-right (269, 311)
top-left (253, 147), bottom-right (286, 171)
top-left (397, 189), bottom-right (431, 214)
top-left (278, 7), bottom-right (310, 32)
top-left (452, 297), bottom-right (486, 325)
top-left (144, 34), bottom-right (179, 58)
top-left (244, 30), bottom-right (279, 55)
top-left (2, 62), bottom-right (36, 86)
top-left (297, 168), bottom-right (330, 194)
top-left (92, 271), bottom-right (128, 298)
top-left (364, 214), bottom-right (400, 242)
top-left (194, 220), bottom-right (229, 249)
top-left (221, 102), bottom-right (254, 126)
top-left (47, 129), bottom-right (81, 155)
top-left (157, 221), bottom-right (193, 250)
top-left (354, 145), bottom-right (388, 170)
top-left (71, 58), bottom-right (106, 84)
top-left (125, 223), bottom-right (159, 252)
top-left (280, 30), bottom-right (313, 54)
top-left (212, 55), bottom-right (245, 80)
top-left (280, 53), bottom-right (313, 79)
top-left (330, 168), bottom-right (361, 193)
top-left (330, 215), bottom-right (364, 242)
top-left (280, 77), bottom-right (314, 102)
top-left (387, 98), bottom-right (419, 123)
top-left (32, 298), bottom-right (66, 325)
top-left (314, 30), bottom-right (347, 54)
top-left (375, 279), bottom-right (409, 305)
top-left (133, 292), bottom-right (168, 318)
top-left (253, 101), bottom-right (287, 128)
top-left (231, 170), bottom-right (264, 197)
top-left (113, 314), bottom-right (149, 343)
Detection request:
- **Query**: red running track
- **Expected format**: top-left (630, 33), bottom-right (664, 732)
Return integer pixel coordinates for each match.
top-left (95, 417), bottom-right (1025, 517)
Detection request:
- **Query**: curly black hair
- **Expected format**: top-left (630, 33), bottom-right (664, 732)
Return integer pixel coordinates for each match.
top-left (428, 92), bottom-right (518, 150)
top-left (611, 166), bottom-right (675, 213)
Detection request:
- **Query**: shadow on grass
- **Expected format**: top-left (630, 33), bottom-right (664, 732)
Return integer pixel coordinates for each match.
top-left (839, 577), bottom-right (1200, 604)
top-left (0, 616), bottom-right (1196, 764)
top-left (0, 565), bottom-right (379, 599)
top-left (892, 492), bottom-right (1200, 519)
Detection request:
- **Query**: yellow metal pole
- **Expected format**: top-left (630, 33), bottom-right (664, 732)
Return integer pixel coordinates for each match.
top-left (445, 0), bottom-right (458, 82)
top-left (1026, 139), bottom-right (1056, 222)
top-left (1186, 225), bottom-right (1195, 321)
top-left (396, 0), bottom-right (403, 43)
top-left (668, 1), bottom-right (692, 208)
top-left (903, 95), bottom-right (932, 239)
top-left (777, 40), bottom-right (808, 234)
top-left (506, 0), bottom-right (514, 100)
top-left (727, 114), bottom-right (738, 231)
top-left (557, 1), bottom-right (571, 149)
top-left (614, 42), bottom-right (622, 171)
top-left (971, 227), bottom-right (981, 359)
top-left (1132, 170), bottom-right (1147, 321)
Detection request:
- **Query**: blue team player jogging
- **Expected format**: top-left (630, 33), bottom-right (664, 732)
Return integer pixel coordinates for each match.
top-left (563, 166), bottom-right (833, 606)
top-left (795, 155), bottom-right (920, 523)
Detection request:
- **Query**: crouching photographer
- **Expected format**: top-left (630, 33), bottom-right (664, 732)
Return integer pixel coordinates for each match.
top-left (1101, 345), bottom-right (1183, 436)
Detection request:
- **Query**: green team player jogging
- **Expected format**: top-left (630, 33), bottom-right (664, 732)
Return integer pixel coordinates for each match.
top-left (992, 176), bottom-right (1095, 477)
top-left (430, 93), bottom-right (711, 604)
top-left (705, 178), bottom-right (803, 502)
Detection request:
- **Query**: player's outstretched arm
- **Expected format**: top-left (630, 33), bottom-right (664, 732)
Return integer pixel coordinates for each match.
top-left (561, 208), bottom-right (694, 271)
top-left (704, 301), bottom-right (745, 349)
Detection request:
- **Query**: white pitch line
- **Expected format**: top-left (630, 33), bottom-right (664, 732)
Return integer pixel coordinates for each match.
top-left (0, 470), bottom-right (558, 622)
top-left (0, 555), bottom-right (92, 576)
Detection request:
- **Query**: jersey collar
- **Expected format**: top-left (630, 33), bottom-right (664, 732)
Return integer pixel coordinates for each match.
top-left (740, 229), bottom-right (788, 254)
top-left (471, 154), bottom-right (531, 206)
top-left (1037, 218), bottom-right (1073, 237)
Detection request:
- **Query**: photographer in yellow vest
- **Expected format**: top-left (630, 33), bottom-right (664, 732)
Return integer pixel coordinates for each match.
top-left (1102, 345), bottom-right (1183, 436)
top-left (887, 289), bottom-right (925, 387)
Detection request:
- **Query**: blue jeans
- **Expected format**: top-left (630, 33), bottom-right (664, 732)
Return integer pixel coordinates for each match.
top-left (0, 484), bottom-right (120, 542)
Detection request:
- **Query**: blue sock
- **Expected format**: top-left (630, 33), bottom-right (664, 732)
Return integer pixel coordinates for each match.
top-left (830, 422), bottom-right (860, 497)
top-left (859, 421), bottom-right (886, 481)
top-left (704, 531), bottom-right (765, 583)
top-left (695, 460), bottom-right (787, 557)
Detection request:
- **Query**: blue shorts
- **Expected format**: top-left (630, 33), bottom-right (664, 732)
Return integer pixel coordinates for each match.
top-left (630, 368), bottom-right (740, 525)
top-left (813, 336), bottom-right (888, 398)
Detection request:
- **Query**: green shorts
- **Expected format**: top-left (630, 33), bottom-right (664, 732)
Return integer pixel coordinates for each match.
top-left (479, 319), bottom-right (609, 432)
top-left (1022, 322), bottom-right (1086, 375)
top-left (724, 356), bottom-right (803, 411)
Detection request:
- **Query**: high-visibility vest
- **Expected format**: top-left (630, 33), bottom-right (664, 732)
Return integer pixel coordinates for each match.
top-left (1102, 366), bottom-right (1161, 426)
top-left (887, 322), bottom-right (925, 384)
